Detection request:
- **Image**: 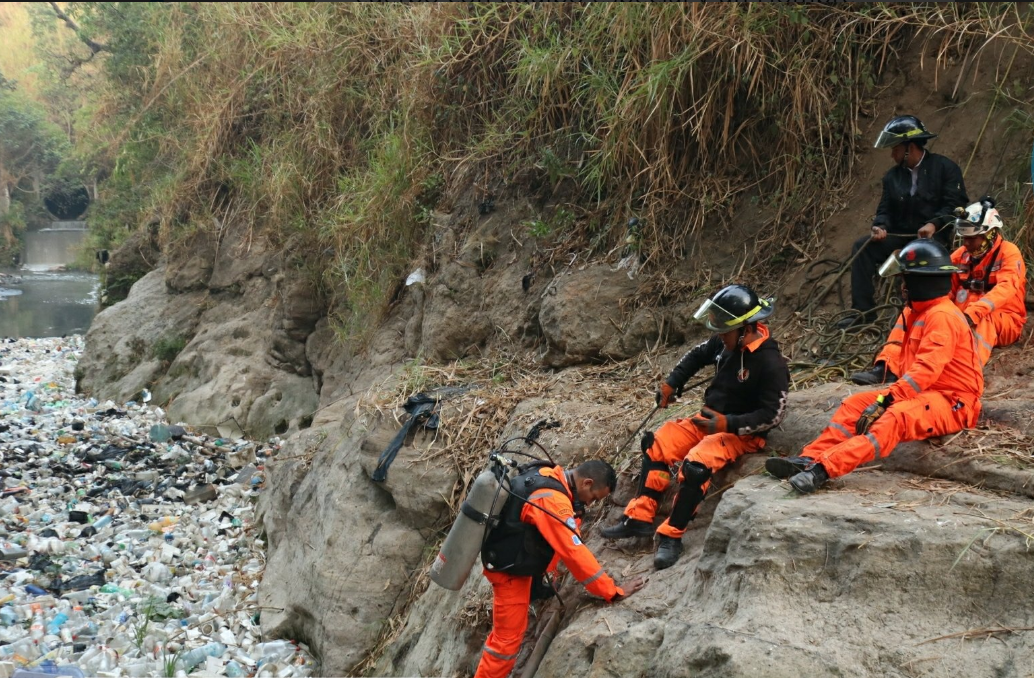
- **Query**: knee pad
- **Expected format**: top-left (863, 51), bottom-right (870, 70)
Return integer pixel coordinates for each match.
top-left (681, 460), bottom-right (712, 486)
top-left (641, 431), bottom-right (655, 453)
top-left (636, 447), bottom-right (671, 502)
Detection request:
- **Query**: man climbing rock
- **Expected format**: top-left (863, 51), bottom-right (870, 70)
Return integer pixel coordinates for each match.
top-left (601, 284), bottom-right (790, 570)
top-left (838, 115), bottom-right (968, 330)
top-left (852, 197), bottom-right (1027, 384)
top-left (474, 459), bottom-right (644, 678)
top-left (770, 239), bottom-right (983, 492)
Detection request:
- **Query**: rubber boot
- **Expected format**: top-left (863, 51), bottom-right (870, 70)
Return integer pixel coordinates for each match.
top-left (765, 456), bottom-right (818, 479)
top-left (654, 535), bottom-right (683, 570)
top-left (789, 464), bottom-right (830, 494)
top-left (850, 362), bottom-right (898, 386)
top-left (601, 517), bottom-right (654, 540)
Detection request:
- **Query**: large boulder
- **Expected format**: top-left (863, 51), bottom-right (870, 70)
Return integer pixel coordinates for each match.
top-left (77, 268), bottom-right (205, 402)
top-left (538, 264), bottom-right (639, 367)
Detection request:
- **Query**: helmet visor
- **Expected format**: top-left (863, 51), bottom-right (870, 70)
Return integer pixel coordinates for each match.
top-left (954, 220), bottom-right (985, 238)
top-left (873, 129), bottom-right (904, 149)
top-left (878, 251), bottom-right (904, 278)
top-left (693, 298), bottom-right (762, 331)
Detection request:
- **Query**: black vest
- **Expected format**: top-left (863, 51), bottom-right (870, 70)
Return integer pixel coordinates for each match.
top-left (481, 463), bottom-right (568, 577)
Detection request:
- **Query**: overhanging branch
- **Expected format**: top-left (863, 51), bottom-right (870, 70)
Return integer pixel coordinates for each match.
top-left (47, 2), bottom-right (108, 54)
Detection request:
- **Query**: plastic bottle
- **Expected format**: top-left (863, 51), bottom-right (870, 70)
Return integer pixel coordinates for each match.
top-left (93, 515), bottom-right (113, 529)
top-left (29, 604), bottom-right (45, 642)
top-left (149, 516), bottom-right (179, 532)
top-left (178, 642), bottom-right (227, 670)
top-left (46, 611), bottom-right (68, 635)
top-left (225, 660), bottom-right (245, 677)
top-left (0, 606), bottom-right (16, 626)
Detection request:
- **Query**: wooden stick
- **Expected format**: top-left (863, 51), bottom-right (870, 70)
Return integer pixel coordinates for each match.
top-left (918, 626), bottom-right (1034, 645)
top-left (519, 609), bottom-right (563, 678)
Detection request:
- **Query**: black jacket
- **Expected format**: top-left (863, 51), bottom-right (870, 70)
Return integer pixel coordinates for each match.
top-left (873, 151), bottom-right (967, 245)
top-left (665, 329), bottom-right (789, 438)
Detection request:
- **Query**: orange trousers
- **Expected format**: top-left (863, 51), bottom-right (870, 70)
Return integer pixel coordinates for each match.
top-left (878, 311), bottom-right (1023, 369)
top-left (800, 390), bottom-right (978, 478)
top-left (473, 570), bottom-right (532, 678)
top-left (623, 419), bottom-right (763, 538)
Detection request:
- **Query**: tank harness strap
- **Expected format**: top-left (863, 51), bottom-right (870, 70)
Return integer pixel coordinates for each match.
top-left (962, 245), bottom-right (1000, 293)
top-left (461, 501), bottom-right (491, 525)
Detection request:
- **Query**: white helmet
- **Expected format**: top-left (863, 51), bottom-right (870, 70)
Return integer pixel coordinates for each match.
top-left (954, 197), bottom-right (1003, 238)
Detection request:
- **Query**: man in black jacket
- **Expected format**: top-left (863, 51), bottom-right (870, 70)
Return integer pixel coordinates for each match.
top-left (838, 115), bottom-right (968, 329)
top-left (601, 284), bottom-right (790, 569)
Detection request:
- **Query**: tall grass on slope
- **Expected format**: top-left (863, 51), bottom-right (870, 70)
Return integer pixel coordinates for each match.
top-left (73, 2), bottom-right (1034, 343)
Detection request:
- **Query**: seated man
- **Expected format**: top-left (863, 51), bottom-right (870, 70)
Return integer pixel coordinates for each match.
top-left (851, 197), bottom-right (1027, 384)
top-left (768, 239), bottom-right (983, 493)
top-left (601, 284), bottom-right (790, 569)
top-left (838, 115), bottom-right (967, 330)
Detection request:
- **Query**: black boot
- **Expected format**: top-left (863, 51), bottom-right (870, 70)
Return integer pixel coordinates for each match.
top-left (850, 362), bottom-right (898, 386)
top-left (789, 464), bottom-right (830, 494)
top-left (765, 456), bottom-right (818, 479)
top-left (654, 535), bottom-right (683, 570)
top-left (601, 517), bottom-right (654, 540)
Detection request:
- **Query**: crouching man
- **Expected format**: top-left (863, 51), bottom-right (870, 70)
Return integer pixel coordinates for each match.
top-left (601, 284), bottom-right (790, 569)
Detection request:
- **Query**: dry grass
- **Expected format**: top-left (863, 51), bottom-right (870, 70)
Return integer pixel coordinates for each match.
top-left (941, 422), bottom-right (1034, 470)
top-left (72, 3), bottom-right (1034, 347)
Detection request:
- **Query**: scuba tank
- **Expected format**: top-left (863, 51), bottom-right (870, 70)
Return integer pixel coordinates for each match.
top-left (429, 461), bottom-right (512, 591)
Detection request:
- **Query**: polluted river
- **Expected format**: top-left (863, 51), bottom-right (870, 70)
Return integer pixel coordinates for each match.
top-left (0, 336), bottom-right (316, 676)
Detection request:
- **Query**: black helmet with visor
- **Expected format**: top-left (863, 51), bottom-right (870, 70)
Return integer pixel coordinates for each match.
top-left (874, 115), bottom-right (937, 149)
top-left (693, 284), bottom-right (775, 333)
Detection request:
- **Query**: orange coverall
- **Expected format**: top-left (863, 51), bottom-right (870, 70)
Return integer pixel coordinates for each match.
top-left (803, 296), bottom-right (983, 478)
top-left (876, 236), bottom-right (1026, 368)
top-left (474, 466), bottom-right (622, 678)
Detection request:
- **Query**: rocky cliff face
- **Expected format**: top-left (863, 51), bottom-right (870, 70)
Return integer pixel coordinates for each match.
top-left (78, 178), bottom-right (1034, 677)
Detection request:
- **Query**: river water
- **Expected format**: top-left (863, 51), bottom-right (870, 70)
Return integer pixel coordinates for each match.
top-left (0, 269), bottom-right (100, 338)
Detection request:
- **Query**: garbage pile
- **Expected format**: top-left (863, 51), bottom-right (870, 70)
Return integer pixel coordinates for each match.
top-left (0, 337), bottom-right (314, 677)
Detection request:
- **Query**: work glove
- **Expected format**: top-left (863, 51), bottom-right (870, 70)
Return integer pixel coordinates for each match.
top-left (855, 394), bottom-right (892, 435)
top-left (691, 406), bottom-right (728, 434)
top-left (656, 383), bottom-right (678, 408)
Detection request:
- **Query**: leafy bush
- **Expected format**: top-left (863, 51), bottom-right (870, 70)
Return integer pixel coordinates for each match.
top-left (151, 335), bottom-right (187, 365)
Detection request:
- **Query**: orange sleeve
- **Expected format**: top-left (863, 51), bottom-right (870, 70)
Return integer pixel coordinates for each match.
top-left (966, 243), bottom-right (1026, 324)
top-left (881, 309), bottom-right (907, 353)
top-left (522, 490), bottom-right (620, 602)
top-left (887, 310), bottom-right (957, 401)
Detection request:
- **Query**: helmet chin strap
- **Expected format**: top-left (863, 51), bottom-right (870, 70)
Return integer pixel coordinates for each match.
top-left (971, 231), bottom-right (996, 259)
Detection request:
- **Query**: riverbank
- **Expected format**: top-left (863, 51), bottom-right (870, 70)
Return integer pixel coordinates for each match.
top-left (0, 337), bottom-right (315, 676)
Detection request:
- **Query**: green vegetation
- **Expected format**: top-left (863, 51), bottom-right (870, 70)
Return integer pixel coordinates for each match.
top-left (5, 3), bottom-right (1034, 340)
top-left (151, 334), bottom-right (187, 365)
top-left (0, 86), bottom-right (70, 261)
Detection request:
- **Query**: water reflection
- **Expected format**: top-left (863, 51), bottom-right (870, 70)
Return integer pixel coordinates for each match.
top-left (0, 269), bottom-right (99, 338)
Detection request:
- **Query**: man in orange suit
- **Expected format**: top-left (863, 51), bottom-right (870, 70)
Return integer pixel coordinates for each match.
top-left (474, 460), bottom-right (644, 678)
top-left (600, 284), bottom-right (790, 570)
top-left (769, 238), bottom-right (983, 492)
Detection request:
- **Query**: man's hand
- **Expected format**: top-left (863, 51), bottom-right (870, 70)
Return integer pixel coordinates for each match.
top-left (917, 223), bottom-right (936, 239)
top-left (656, 383), bottom-right (677, 408)
top-left (691, 406), bottom-right (728, 434)
top-left (855, 394), bottom-right (891, 435)
top-left (611, 575), bottom-right (646, 601)
top-left (870, 226), bottom-right (887, 242)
